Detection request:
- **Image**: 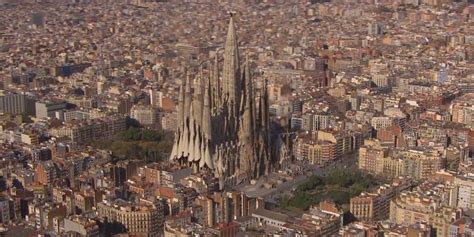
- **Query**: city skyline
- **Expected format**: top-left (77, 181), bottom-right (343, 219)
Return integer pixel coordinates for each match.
top-left (0, 0), bottom-right (473, 236)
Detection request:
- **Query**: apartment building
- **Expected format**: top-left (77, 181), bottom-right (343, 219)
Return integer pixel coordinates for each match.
top-left (96, 198), bottom-right (164, 237)
top-left (350, 179), bottom-right (413, 222)
top-left (390, 191), bottom-right (460, 237)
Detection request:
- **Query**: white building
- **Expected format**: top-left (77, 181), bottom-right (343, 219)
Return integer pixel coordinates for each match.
top-left (454, 175), bottom-right (474, 209)
top-left (130, 105), bottom-right (159, 126)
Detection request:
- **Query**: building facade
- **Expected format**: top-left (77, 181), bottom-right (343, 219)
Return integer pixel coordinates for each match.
top-left (390, 191), bottom-right (459, 237)
top-left (96, 199), bottom-right (164, 237)
top-left (0, 92), bottom-right (36, 115)
top-left (350, 179), bottom-right (413, 222)
top-left (131, 105), bottom-right (159, 127)
top-left (35, 100), bottom-right (67, 119)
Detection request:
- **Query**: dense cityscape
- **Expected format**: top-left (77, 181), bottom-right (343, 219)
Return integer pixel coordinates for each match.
top-left (0, 0), bottom-right (474, 236)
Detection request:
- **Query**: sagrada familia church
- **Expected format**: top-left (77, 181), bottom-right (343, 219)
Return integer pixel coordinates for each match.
top-left (170, 14), bottom-right (279, 189)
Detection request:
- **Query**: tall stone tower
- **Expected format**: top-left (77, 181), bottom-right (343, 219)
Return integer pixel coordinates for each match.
top-left (170, 14), bottom-right (273, 190)
top-left (222, 13), bottom-right (241, 109)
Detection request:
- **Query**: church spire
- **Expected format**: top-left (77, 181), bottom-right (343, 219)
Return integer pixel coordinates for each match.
top-left (170, 13), bottom-right (273, 187)
top-left (202, 78), bottom-right (212, 140)
top-left (177, 84), bottom-right (185, 130)
top-left (212, 54), bottom-right (220, 108)
top-left (239, 52), bottom-right (254, 144)
top-left (222, 12), bottom-right (241, 107)
top-left (184, 71), bottom-right (192, 120)
top-left (193, 74), bottom-right (203, 128)
top-left (260, 79), bottom-right (269, 133)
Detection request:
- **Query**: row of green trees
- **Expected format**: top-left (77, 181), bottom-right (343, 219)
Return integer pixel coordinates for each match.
top-left (278, 169), bottom-right (381, 210)
top-left (94, 120), bottom-right (174, 162)
top-left (119, 127), bottom-right (163, 141)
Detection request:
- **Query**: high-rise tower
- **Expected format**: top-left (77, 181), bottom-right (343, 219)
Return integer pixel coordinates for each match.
top-left (170, 14), bottom-right (274, 189)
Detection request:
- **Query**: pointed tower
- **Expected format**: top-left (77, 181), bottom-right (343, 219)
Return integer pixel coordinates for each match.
top-left (238, 54), bottom-right (256, 177)
top-left (260, 79), bottom-right (271, 175)
top-left (222, 13), bottom-right (241, 108)
top-left (177, 84), bottom-right (185, 131)
top-left (170, 13), bottom-right (275, 188)
top-left (193, 75), bottom-right (203, 128)
top-left (202, 79), bottom-right (212, 141)
top-left (184, 72), bottom-right (192, 120)
top-left (259, 80), bottom-right (270, 133)
top-left (170, 84), bottom-right (185, 160)
top-left (239, 53), bottom-right (254, 144)
top-left (263, 81), bottom-right (269, 131)
top-left (200, 78), bottom-right (214, 170)
top-left (211, 54), bottom-right (220, 109)
top-left (181, 75), bottom-right (193, 157)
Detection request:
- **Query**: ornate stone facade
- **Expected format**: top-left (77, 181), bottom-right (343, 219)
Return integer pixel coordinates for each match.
top-left (170, 15), bottom-right (272, 189)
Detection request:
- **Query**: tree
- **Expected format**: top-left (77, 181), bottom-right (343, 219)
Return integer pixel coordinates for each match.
top-left (141, 129), bottom-right (162, 141)
top-left (125, 117), bottom-right (142, 128)
top-left (120, 128), bottom-right (142, 141)
top-left (278, 169), bottom-right (382, 210)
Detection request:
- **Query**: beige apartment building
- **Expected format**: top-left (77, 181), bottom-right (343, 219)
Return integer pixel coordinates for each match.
top-left (131, 105), bottom-right (159, 127)
top-left (350, 179), bottom-right (413, 222)
top-left (358, 140), bottom-right (388, 174)
top-left (96, 198), bottom-right (164, 237)
top-left (295, 138), bottom-right (336, 165)
top-left (389, 191), bottom-right (459, 237)
top-left (358, 142), bottom-right (444, 180)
